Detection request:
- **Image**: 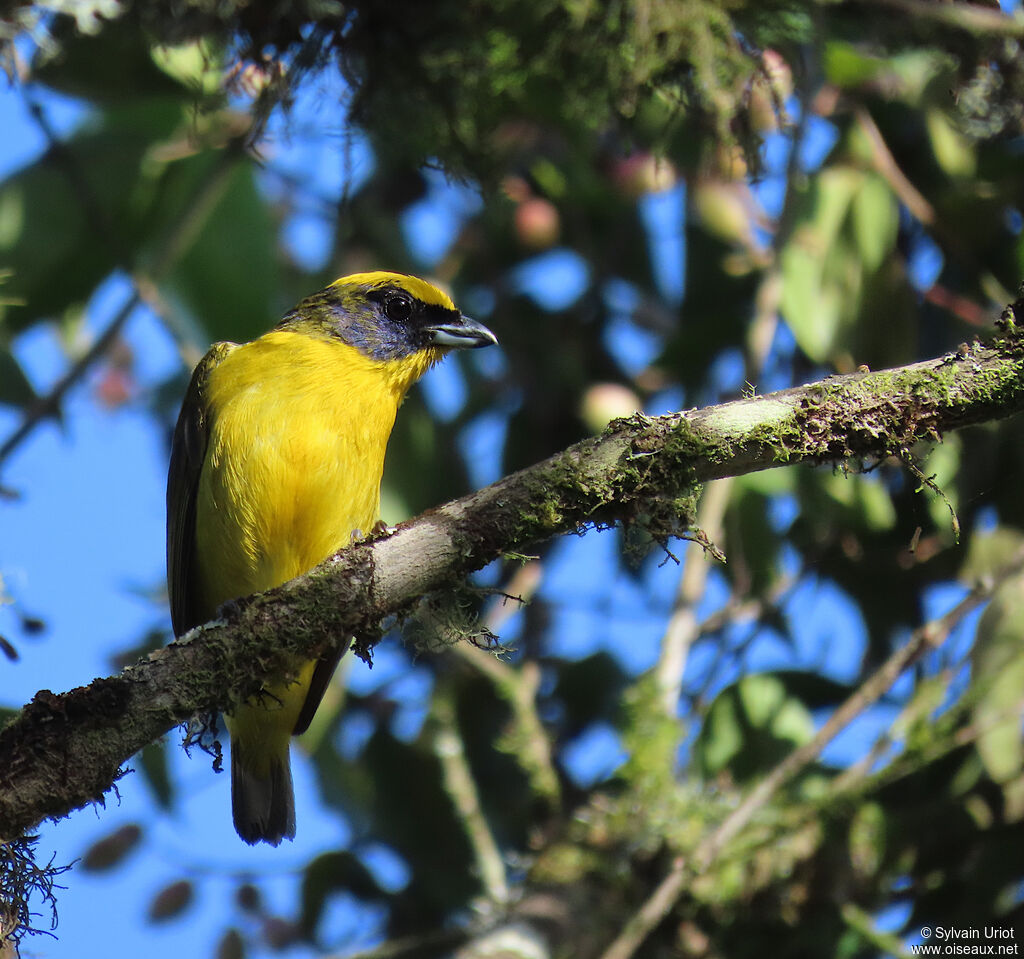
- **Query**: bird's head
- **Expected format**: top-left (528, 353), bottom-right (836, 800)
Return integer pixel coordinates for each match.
top-left (279, 272), bottom-right (497, 364)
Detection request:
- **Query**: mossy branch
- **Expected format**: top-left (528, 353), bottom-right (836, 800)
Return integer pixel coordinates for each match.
top-left (0, 331), bottom-right (1023, 839)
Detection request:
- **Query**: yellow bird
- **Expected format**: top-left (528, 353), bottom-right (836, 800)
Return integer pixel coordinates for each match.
top-left (166, 272), bottom-right (497, 845)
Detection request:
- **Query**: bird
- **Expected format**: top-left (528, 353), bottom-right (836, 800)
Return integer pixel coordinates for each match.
top-left (166, 272), bottom-right (497, 845)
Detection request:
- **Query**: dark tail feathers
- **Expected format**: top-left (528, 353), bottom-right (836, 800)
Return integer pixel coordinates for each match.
top-left (231, 746), bottom-right (296, 846)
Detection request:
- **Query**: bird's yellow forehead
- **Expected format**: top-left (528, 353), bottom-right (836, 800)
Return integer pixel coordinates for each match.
top-left (329, 272), bottom-right (456, 311)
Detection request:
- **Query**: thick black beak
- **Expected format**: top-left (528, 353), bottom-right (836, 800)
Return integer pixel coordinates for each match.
top-left (426, 315), bottom-right (498, 350)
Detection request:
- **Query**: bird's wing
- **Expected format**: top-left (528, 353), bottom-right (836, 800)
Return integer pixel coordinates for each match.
top-left (293, 641), bottom-right (350, 735)
top-left (166, 343), bottom-right (235, 637)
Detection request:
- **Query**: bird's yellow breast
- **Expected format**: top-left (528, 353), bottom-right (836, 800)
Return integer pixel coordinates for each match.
top-left (193, 329), bottom-right (438, 618)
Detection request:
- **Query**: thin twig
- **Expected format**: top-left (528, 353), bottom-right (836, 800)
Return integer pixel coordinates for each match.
top-left (452, 563), bottom-right (561, 806)
top-left (455, 644), bottom-right (561, 806)
top-left (432, 687), bottom-right (509, 905)
top-left (598, 547), bottom-right (1024, 959)
top-left (0, 290), bottom-right (141, 465)
top-left (854, 106), bottom-right (938, 232)
top-left (857, 0), bottom-right (1024, 37)
top-left (654, 478), bottom-right (731, 717)
top-left (692, 574), bottom-right (793, 639)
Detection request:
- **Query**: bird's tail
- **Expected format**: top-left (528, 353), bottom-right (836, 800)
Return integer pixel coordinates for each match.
top-left (230, 737), bottom-right (296, 846)
top-left (225, 665), bottom-right (318, 845)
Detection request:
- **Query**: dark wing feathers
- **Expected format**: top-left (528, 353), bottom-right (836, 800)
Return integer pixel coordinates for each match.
top-left (292, 640), bottom-right (350, 735)
top-left (167, 343), bottom-right (234, 637)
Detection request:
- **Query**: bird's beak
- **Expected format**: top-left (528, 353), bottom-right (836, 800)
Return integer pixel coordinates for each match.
top-left (426, 315), bottom-right (498, 350)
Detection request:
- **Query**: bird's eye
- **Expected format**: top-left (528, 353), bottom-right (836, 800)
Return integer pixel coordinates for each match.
top-left (384, 293), bottom-right (413, 323)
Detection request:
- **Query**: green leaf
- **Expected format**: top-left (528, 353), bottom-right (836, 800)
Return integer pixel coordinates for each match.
top-left (823, 42), bottom-right (884, 88)
top-left (972, 573), bottom-right (1024, 784)
top-left (81, 823), bottom-right (143, 872)
top-left (780, 166), bottom-right (901, 366)
top-left (926, 107), bottom-right (976, 180)
top-left (779, 240), bottom-right (843, 362)
top-left (0, 349), bottom-right (38, 409)
top-left (819, 471), bottom-right (896, 533)
top-left (892, 674), bottom-right (948, 752)
top-left (848, 802), bottom-right (886, 879)
top-left (34, 12), bottom-right (201, 103)
top-left (729, 483), bottom-right (784, 595)
top-left (696, 673), bottom-right (815, 783)
top-left (160, 157), bottom-right (282, 346)
top-left (150, 40), bottom-right (225, 97)
top-left (138, 742), bottom-right (174, 809)
top-left (779, 167), bottom-right (862, 363)
top-left (551, 652), bottom-right (628, 736)
top-left (737, 465), bottom-right (795, 497)
top-left (850, 174), bottom-right (898, 273)
top-left (215, 928), bottom-right (246, 959)
top-left (960, 528), bottom-right (1024, 582)
top-left (146, 879), bottom-right (194, 923)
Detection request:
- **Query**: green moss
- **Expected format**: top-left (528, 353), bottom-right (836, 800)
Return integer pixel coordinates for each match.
top-left (620, 673), bottom-right (682, 798)
top-left (531, 841), bottom-right (606, 885)
top-left (663, 414), bottom-right (706, 454)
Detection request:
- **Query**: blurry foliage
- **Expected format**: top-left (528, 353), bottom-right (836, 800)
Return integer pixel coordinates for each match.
top-left (3, 1), bottom-right (1024, 958)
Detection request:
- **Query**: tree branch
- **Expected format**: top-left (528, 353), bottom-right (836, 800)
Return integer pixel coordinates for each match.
top-left (1, 331), bottom-right (1023, 838)
top-left (851, 0), bottom-right (1024, 38)
top-left (431, 687), bottom-right (509, 904)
